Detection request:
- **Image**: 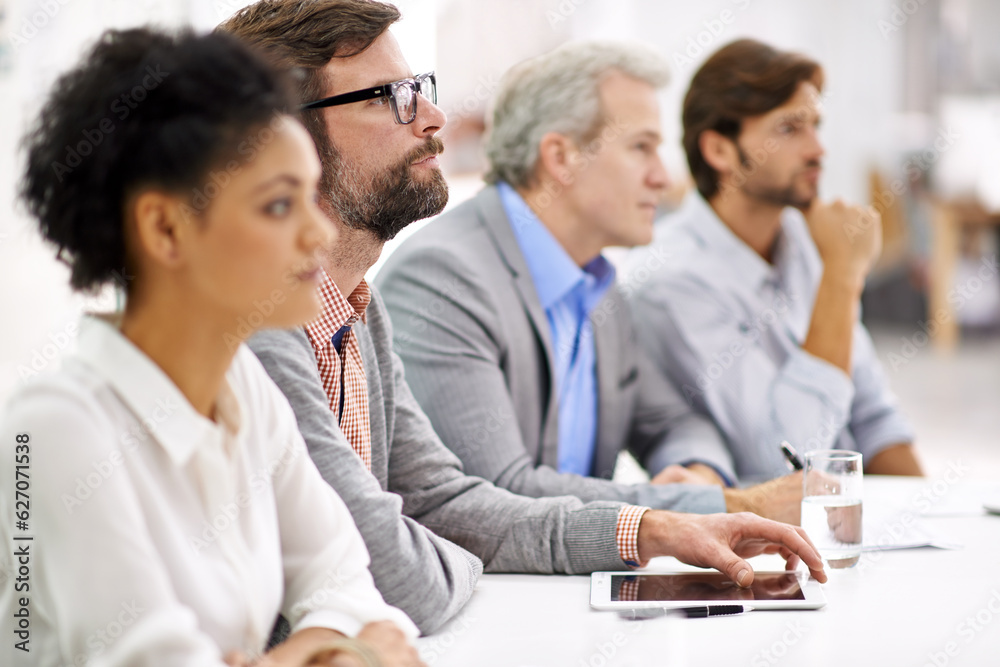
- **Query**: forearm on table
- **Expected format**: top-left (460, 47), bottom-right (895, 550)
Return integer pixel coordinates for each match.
top-left (866, 443), bottom-right (924, 476)
top-left (496, 457), bottom-right (643, 502)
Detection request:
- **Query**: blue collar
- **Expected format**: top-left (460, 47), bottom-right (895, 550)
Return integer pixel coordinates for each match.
top-left (498, 181), bottom-right (615, 311)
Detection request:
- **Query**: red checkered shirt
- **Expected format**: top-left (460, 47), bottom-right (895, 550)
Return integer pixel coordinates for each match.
top-left (301, 272), bottom-right (646, 566)
top-left (304, 270), bottom-right (372, 471)
top-left (617, 505), bottom-right (649, 568)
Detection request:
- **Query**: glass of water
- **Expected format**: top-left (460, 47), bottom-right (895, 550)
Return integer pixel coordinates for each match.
top-left (801, 450), bottom-right (863, 569)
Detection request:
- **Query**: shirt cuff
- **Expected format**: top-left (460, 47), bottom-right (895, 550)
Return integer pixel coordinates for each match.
top-left (851, 416), bottom-right (916, 463)
top-left (616, 505), bottom-right (651, 568)
top-left (293, 609), bottom-right (364, 639)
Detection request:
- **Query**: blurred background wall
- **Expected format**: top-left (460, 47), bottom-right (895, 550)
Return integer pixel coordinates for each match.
top-left (0, 0), bottom-right (997, 477)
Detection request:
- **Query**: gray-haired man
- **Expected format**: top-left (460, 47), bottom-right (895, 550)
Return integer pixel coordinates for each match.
top-left (378, 44), bottom-right (809, 529)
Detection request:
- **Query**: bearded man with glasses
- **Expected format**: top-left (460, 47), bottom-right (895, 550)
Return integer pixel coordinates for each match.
top-left (221, 0), bottom-right (826, 644)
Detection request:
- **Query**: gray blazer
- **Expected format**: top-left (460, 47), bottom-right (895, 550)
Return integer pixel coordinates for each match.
top-left (248, 289), bottom-right (634, 635)
top-left (375, 186), bottom-right (730, 510)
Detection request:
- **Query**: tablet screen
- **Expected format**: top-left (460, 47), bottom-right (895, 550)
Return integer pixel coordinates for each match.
top-left (610, 572), bottom-right (805, 602)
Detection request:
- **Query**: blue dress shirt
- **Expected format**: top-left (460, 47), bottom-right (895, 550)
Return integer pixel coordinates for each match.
top-left (498, 182), bottom-right (615, 476)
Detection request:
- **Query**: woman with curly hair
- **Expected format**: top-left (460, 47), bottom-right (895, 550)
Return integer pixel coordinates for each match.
top-left (3, 26), bottom-right (423, 667)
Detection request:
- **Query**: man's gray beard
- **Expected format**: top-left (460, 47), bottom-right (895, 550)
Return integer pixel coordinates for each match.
top-left (326, 149), bottom-right (449, 242)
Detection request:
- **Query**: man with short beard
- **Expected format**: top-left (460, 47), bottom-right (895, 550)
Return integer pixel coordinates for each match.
top-left (625, 39), bottom-right (923, 483)
top-left (221, 2), bottom-right (827, 639)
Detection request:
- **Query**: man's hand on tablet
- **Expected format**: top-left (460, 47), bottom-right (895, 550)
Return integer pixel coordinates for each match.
top-left (636, 511), bottom-right (828, 586)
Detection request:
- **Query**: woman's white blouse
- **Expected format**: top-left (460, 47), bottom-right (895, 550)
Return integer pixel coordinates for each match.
top-left (0, 315), bottom-right (416, 666)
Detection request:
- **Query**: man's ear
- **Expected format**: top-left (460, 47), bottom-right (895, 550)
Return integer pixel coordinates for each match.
top-left (129, 190), bottom-right (193, 272)
top-left (537, 131), bottom-right (578, 186)
top-left (699, 129), bottom-right (740, 177)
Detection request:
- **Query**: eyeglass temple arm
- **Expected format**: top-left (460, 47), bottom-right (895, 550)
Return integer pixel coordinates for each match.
top-left (299, 86), bottom-right (388, 111)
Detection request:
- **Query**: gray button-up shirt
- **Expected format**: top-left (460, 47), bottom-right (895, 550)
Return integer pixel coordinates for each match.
top-left (623, 194), bottom-right (915, 482)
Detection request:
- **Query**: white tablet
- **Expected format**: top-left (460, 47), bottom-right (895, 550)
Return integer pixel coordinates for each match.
top-left (590, 571), bottom-right (826, 611)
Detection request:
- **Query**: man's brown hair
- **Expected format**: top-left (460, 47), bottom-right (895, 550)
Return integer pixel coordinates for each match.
top-left (218, 0), bottom-right (401, 196)
top-left (682, 39), bottom-right (823, 200)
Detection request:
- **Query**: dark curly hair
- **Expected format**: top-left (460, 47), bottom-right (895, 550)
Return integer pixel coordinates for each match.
top-left (19, 27), bottom-right (297, 292)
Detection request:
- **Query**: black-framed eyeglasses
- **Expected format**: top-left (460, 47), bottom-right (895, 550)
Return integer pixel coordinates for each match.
top-left (300, 72), bottom-right (437, 125)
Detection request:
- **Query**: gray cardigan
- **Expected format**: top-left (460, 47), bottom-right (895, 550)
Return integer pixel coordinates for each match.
top-left (249, 289), bottom-right (636, 636)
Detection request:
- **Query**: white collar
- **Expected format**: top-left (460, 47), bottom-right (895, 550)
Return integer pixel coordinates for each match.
top-left (74, 314), bottom-right (243, 466)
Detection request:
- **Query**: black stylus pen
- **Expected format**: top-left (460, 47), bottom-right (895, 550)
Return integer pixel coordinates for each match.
top-left (621, 606), bottom-right (748, 620)
top-left (780, 440), bottom-right (804, 471)
top-left (681, 605), bottom-right (747, 618)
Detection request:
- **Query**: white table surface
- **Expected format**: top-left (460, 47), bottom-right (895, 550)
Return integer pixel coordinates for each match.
top-left (416, 477), bottom-right (1000, 667)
